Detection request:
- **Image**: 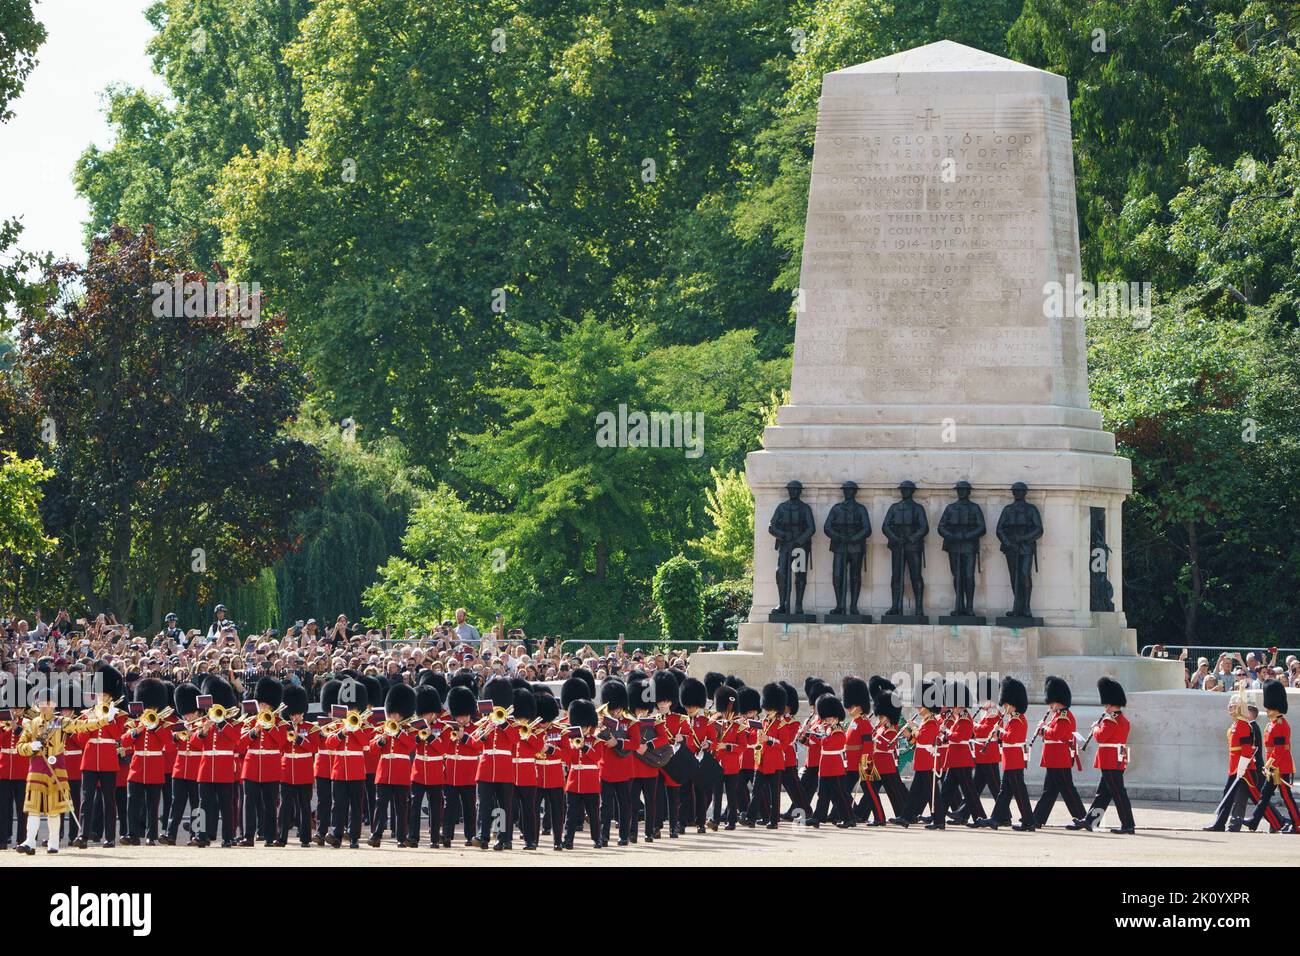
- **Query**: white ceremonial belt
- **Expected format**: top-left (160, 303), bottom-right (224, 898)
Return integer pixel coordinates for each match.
top-left (283, 753), bottom-right (312, 759)
top-left (248, 749), bottom-right (278, 755)
top-left (483, 749), bottom-right (511, 757)
top-left (0, 747), bottom-right (16, 754)
top-left (317, 749), bottom-right (341, 757)
top-left (536, 759), bottom-right (561, 766)
top-left (380, 752), bottom-right (407, 760)
top-left (133, 750), bottom-right (164, 757)
top-left (515, 758), bottom-right (535, 763)
top-left (974, 738), bottom-right (992, 745)
top-left (87, 738), bottom-right (115, 744)
top-left (821, 749), bottom-right (845, 756)
top-left (63, 749), bottom-right (82, 756)
top-left (917, 744), bottom-right (938, 753)
top-left (448, 754), bottom-right (478, 760)
top-left (571, 764), bottom-right (599, 771)
top-left (204, 750), bottom-right (236, 757)
top-left (414, 755), bottom-right (443, 762)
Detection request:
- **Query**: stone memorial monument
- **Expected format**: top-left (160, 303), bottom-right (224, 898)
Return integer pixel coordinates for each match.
top-left (690, 41), bottom-right (1184, 708)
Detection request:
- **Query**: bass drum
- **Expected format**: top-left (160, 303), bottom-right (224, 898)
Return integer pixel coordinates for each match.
top-left (664, 745), bottom-right (700, 785)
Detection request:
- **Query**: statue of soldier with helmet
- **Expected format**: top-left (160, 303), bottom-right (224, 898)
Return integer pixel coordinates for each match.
top-left (768, 480), bottom-right (816, 620)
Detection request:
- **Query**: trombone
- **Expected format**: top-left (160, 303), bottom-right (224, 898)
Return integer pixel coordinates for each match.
top-left (81, 697), bottom-right (125, 722)
top-left (130, 706), bottom-right (174, 735)
top-left (470, 706), bottom-right (513, 740)
top-left (242, 704), bottom-right (287, 732)
top-left (319, 709), bottom-right (370, 735)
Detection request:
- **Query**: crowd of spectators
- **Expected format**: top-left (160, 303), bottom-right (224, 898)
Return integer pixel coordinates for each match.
top-left (1142, 644), bottom-right (1300, 691)
top-left (1, 605), bottom-right (697, 704)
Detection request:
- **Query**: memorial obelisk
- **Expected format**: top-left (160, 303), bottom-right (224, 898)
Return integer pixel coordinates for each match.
top-left (690, 41), bottom-right (1182, 704)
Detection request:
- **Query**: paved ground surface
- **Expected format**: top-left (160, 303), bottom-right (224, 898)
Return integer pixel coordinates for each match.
top-left (1, 801), bottom-right (1296, 867)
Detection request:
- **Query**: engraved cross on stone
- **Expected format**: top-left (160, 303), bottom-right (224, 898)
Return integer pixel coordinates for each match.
top-left (916, 108), bottom-right (941, 130)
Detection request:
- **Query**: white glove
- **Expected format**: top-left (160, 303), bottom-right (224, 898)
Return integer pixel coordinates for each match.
top-left (29, 741), bottom-right (42, 752)
top-left (105, 705), bottom-right (119, 721)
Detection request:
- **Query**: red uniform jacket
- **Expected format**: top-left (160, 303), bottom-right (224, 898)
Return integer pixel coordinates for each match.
top-left (630, 718), bottom-right (667, 780)
top-left (816, 727), bottom-right (847, 777)
top-left (0, 722), bottom-right (14, 779)
top-left (124, 724), bottom-right (175, 785)
top-left (1040, 709), bottom-right (1078, 770)
top-left (598, 716), bottom-right (635, 783)
top-left (514, 728), bottom-right (542, 787)
top-left (171, 723), bottom-right (203, 780)
top-left (560, 734), bottom-right (605, 794)
top-left (475, 723), bottom-right (518, 784)
top-left (661, 713), bottom-right (689, 788)
top-left (536, 729), bottom-right (566, 790)
top-left (740, 720), bottom-right (758, 772)
top-left (1264, 716), bottom-right (1293, 775)
top-left (80, 712), bottom-right (128, 774)
top-left (683, 714), bottom-right (718, 758)
top-left (374, 730), bottom-right (416, 786)
top-left (62, 725), bottom-right (85, 782)
top-left (912, 716), bottom-right (942, 772)
top-left (330, 727), bottom-right (373, 781)
top-left (364, 729), bottom-right (381, 777)
top-left (411, 726), bottom-right (452, 787)
top-left (1091, 711), bottom-right (1130, 771)
top-left (280, 723), bottom-right (319, 786)
top-left (803, 722), bottom-right (822, 769)
top-left (871, 722), bottom-right (900, 775)
top-left (240, 724), bottom-right (286, 783)
top-left (755, 717), bottom-right (786, 775)
top-left (313, 723), bottom-right (339, 780)
top-left (1228, 718), bottom-right (1256, 776)
top-left (945, 714), bottom-right (976, 769)
top-left (196, 720), bottom-right (243, 783)
top-left (714, 720), bottom-right (747, 776)
top-left (999, 714), bottom-right (1028, 771)
top-left (446, 724), bottom-right (483, 787)
top-left (780, 717), bottom-right (799, 769)
top-left (845, 715), bottom-right (872, 778)
top-left (973, 710), bottom-right (1002, 764)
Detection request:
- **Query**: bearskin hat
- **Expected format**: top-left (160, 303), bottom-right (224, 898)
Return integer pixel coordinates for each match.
top-left (918, 679), bottom-right (943, 711)
top-left (816, 694), bottom-right (846, 722)
top-left (737, 687), bottom-right (760, 714)
top-left (1044, 675), bottom-right (1071, 708)
top-left (318, 679), bottom-right (343, 710)
top-left (134, 677), bottom-right (168, 711)
top-left (1097, 676), bottom-right (1127, 709)
top-left (976, 675), bottom-right (998, 703)
top-left (948, 680), bottom-right (972, 709)
top-left (362, 676), bottom-right (385, 708)
top-left (761, 682), bottom-right (787, 713)
top-left (842, 676), bottom-right (871, 713)
top-left (561, 677), bottom-right (590, 709)
top-left (173, 682), bottom-right (200, 716)
top-left (449, 669), bottom-right (480, 695)
top-left (679, 677), bottom-right (707, 710)
top-left (724, 674), bottom-right (745, 690)
top-left (96, 664), bottom-right (124, 701)
top-left (868, 675), bottom-right (896, 699)
top-left (282, 684), bottom-right (309, 717)
top-left (571, 667), bottom-right (597, 700)
top-left (599, 678), bottom-right (629, 711)
top-left (780, 681), bottom-right (799, 717)
top-left (512, 687), bottom-right (537, 721)
top-left (652, 669), bottom-right (679, 704)
top-left (415, 684), bottom-right (443, 716)
top-left (714, 684), bottom-right (739, 714)
top-left (254, 675), bottom-right (283, 708)
top-left (206, 677), bottom-right (237, 710)
top-left (510, 676), bottom-right (531, 691)
top-left (803, 676), bottom-right (824, 702)
top-left (446, 685), bottom-right (478, 719)
top-left (484, 676), bottom-right (514, 710)
top-left (873, 690), bottom-right (902, 726)
top-left (626, 677), bottom-right (652, 713)
top-left (536, 692), bottom-right (560, 723)
top-left (338, 676), bottom-right (369, 711)
top-left (1263, 679), bottom-right (1288, 715)
top-left (418, 670), bottom-right (449, 700)
top-left (568, 699), bottom-right (598, 729)
top-left (385, 684), bottom-right (417, 720)
top-left (998, 676), bottom-right (1028, 715)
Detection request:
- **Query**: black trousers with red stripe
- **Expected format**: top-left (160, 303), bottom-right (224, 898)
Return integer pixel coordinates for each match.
top-left (1248, 772), bottom-right (1298, 831)
top-left (1087, 768), bottom-right (1135, 829)
top-left (854, 774), bottom-right (887, 823)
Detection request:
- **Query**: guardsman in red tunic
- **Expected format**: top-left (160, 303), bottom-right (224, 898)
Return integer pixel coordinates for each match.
top-left (311, 679), bottom-right (343, 846)
top-left (842, 677), bottom-right (884, 824)
top-left (369, 684), bottom-right (417, 847)
top-left (276, 685), bottom-right (316, 847)
top-left (59, 704), bottom-right (85, 846)
top-left (1069, 676), bottom-right (1136, 833)
top-left (123, 678), bottom-right (174, 845)
top-left (408, 684), bottom-right (449, 848)
top-left (475, 677), bottom-right (519, 851)
top-left (161, 683), bottom-right (202, 845)
top-left (533, 691), bottom-right (567, 850)
top-left (743, 683), bottom-right (789, 829)
top-left (976, 676), bottom-right (1035, 830)
top-left (959, 676), bottom-right (1003, 821)
top-left (596, 679), bottom-right (636, 845)
top-left (75, 664), bottom-right (127, 848)
top-left (627, 676), bottom-right (667, 842)
top-left (892, 679), bottom-right (945, 828)
top-left (0, 708), bottom-right (21, 849)
top-left (1031, 676), bottom-right (1087, 827)
top-left (709, 686), bottom-right (745, 831)
top-left (511, 687), bottom-right (543, 851)
top-left (778, 682), bottom-right (812, 819)
top-left (799, 678), bottom-right (832, 807)
top-left (679, 677), bottom-right (717, 834)
top-left (734, 686), bottom-right (761, 823)
top-left (810, 694), bottom-right (855, 827)
top-left (869, 687), bottom-right (908, 821)
top-left (239, 677), bottom-right (284, 847)
top-left (325, 677), bottom-right (372, 848)
top-left (442, 683), bottom-right (484, 846)
top-left (1247, 679), bottom-right (1298, 833)
top-left (653, 671), bottom-right (687, 837)
top-left (560, 699), bottom-right (606, 849)
top-left (194, 677), bottom-right (243, 848)
top-left (939, 682), bottom-right (986, 825)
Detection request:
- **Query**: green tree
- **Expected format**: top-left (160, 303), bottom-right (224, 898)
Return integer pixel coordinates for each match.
top-left (692, 466), bottom-right (755, 581)
top-left (652, 554), bottom-right (705, 644)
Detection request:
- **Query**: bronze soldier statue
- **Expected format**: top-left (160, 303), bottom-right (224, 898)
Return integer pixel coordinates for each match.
top-left (823, 480), bottom-right (871, 616)
top-left (768, 480), bottom-right (816, 616)
top-left (996, 482), bottom-right (1044, 620)
top-left (938, 480), bottom-right (986, 618)
top-left (882, 480), bottom-right (928, 618)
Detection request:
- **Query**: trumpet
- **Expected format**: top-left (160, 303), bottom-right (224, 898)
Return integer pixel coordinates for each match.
top-left (516, 717), bottom-right (544, 739)
top-left (206, 703), bottom-right (239, 725)
top-left (470, 706), bottom-right (514, 740)
top-left (320, 709), bottom-right (370, 735)
top-left (81, 697), bottom-right (124, 722)
top-left (379, 716), bottom-right (415, 737)
top-left (134, 706), bottom-right (174, 733)
top-left (243, 704), bottom-right (286, 731)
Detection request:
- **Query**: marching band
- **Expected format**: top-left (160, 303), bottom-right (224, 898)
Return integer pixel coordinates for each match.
top-left (2, 663), bottom-right (1296, 854)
